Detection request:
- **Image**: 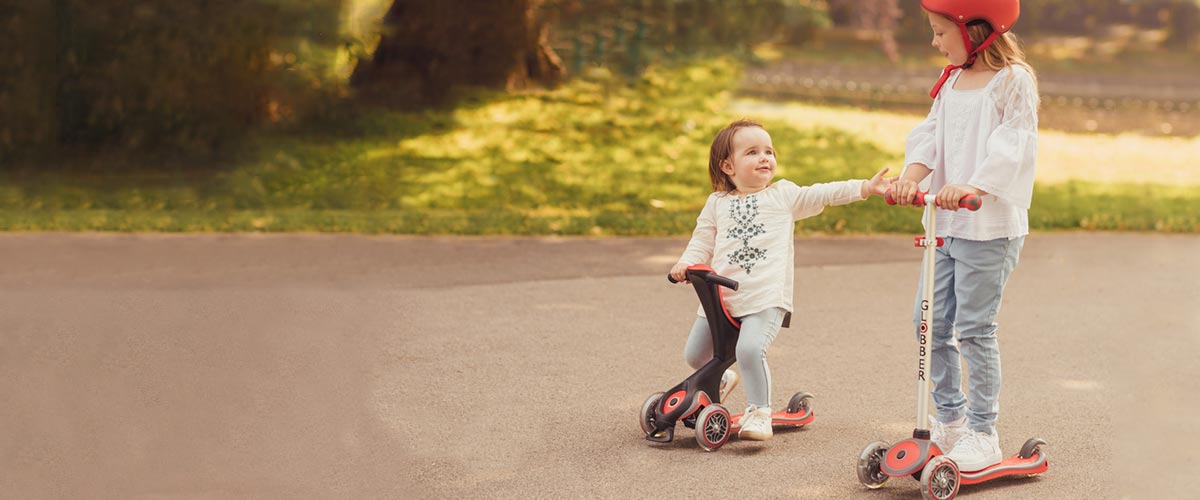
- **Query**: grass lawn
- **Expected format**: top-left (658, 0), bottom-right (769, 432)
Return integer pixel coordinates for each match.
top-left (2, 59), bottom-right (1197, 234)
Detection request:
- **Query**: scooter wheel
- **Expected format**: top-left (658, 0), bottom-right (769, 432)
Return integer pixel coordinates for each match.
top-left (1019, 437), bottom-right (1047, 459)
top-left (857, 441), bottom-right (890, 489)
top-left (695, 404), bottom-right (731, 452)
top-left (639, 392), bottom-right (664, 435)
top-left (919, 456), bottom-right (960, 500)
top-left (786, 391), bottom-right (814, 414)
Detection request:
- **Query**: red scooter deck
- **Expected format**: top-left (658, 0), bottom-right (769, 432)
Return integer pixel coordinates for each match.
top-left (959, 452), bottom-right (1049, 485)
top-left (729, 408), bottom-right (814, 431)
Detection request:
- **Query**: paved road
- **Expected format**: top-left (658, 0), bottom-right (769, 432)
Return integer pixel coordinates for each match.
top-left (2, 233), bottom-right (1197, 499)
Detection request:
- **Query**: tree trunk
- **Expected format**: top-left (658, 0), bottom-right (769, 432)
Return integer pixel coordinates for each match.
top-left (829, 0), bottom-right (902, 63)
top-left (350, 0), bottom-right (563, 106)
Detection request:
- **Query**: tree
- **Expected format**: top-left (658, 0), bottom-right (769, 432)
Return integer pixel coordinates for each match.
top-left (350, 0), bottom-right (564, 106)
top-left (829, 0), bottom-right (902, 63)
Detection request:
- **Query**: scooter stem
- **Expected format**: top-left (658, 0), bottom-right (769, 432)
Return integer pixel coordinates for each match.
top-left (915, 194), bottom-right (937, 433)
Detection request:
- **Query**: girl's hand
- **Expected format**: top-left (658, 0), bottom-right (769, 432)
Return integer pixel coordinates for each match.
top-left (860, 167), bottom-right (896, 198)
top-left (890, 179), bottom-right (920, 206)
top-left (936, 184), bottom-right (984, 211)
top-left (670, 262), bottom-right (690, 283)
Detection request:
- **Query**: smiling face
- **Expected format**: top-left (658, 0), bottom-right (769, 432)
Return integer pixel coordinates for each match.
top-left (720, 126), bottom-right (776, 194)
top-left (928, 13), bottom-right (969, 65)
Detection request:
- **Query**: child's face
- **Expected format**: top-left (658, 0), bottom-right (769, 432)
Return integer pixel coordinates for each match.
top-left (928, 14), bottom-right (968, 65)
top-left (721, 127), bottom-right (776, 193)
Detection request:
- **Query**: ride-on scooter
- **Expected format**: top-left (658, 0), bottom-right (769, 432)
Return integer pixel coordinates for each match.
top-left (856, 191), bottom-right (1048, 499)
top-left (639, 264), bottom-right (814, 451)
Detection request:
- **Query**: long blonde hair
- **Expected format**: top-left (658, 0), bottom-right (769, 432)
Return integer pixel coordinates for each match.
top-left (965, 20), bottom-right (1039, 96)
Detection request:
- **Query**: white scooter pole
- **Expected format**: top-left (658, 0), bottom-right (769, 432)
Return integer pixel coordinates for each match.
top-left (885, 190), bottom-right (982, 434)
top-left (916, 194), bottom-right (937, 432)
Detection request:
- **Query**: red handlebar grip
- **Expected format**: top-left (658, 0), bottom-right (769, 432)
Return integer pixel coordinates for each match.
top-left (959, 194), bottom-right (982, 211)
top-left (884, 190), bottom-right (982, 211)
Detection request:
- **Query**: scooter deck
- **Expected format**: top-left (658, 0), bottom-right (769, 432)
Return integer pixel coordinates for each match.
top-left (729, 407), bottom-right (814, 431)
top-left (959, 452), bottom-right (1048, 485)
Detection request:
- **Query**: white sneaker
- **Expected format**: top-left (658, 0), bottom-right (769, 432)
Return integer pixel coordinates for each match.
top-left (719, 369), bottom-right (739, 402)
top-left (946, 429), bottom-right (1003, 472)
top-left (738, 405), bottom-right (773, 441)
top-left (930, 415), bottom-right (969, 453)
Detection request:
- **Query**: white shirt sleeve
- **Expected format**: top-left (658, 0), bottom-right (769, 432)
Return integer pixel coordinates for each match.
top-left (783, 179), bottom-right (867, 220)
top-left (905, 91), bottom-right (943, 171)
top-left (677, 193), bottom-right (718, 265)
top-left (971, 66), bottom-right (1039, 209)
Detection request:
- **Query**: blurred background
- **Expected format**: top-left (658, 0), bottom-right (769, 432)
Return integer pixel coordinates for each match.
top-left (2, 0), bottom-right (1198, 234)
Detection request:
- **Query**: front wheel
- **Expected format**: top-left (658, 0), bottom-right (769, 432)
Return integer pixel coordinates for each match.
top-left (695, 404), bottom-right (731, 451)
top-left (920, 456), bottom-right (960, 500)
top-left (857, 441), bottom-right (890, 489)
top-left (639, 392), bottom-right (664, 435)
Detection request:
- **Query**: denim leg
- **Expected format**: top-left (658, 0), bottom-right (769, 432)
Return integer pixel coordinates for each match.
top-left (735, 308), bottom-right (786, 407)
top-left (683, 316), bottom-right (712, 370)
top-left (914, 242), bottom-right (966, 423)
top-left (951, 236), bottom-right (1024, 434)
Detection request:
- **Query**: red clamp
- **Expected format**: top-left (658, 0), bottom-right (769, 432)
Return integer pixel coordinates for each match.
top-left (914, 236), bottom-right (945, 247)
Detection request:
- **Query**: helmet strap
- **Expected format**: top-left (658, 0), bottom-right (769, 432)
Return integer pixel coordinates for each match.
top-left (928, 26), bottom-right (1001, 98)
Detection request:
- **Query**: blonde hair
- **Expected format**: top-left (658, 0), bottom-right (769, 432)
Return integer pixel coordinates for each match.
top-left (707, 118), bottom-right (764, 193)
top-left (965, 20), bottom-right (1038, 91)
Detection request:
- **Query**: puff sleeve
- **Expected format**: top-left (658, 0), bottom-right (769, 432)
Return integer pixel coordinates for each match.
top-left (970, 66), bottom-right (1039, 209)
top-left (904, 90), bottom-right (944, 171)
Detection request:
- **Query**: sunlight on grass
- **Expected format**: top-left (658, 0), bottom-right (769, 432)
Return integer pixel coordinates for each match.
top-left (3, 58), bottom-right (1197, 234)
top-left (732, 99), bottom-right (1200, 186)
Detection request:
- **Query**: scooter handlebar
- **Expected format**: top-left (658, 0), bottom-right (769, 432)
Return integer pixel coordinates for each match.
top-left (667, 271), bottom-right (739, 291)
top-left (885, 189), bottom-right (981, 211)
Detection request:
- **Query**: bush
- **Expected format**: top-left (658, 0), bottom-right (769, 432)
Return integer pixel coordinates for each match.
top-left (0, 0), bottom-right (344, 161)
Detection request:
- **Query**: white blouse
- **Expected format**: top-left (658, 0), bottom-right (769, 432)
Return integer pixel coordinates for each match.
top-left (905, 65), bottom-right (1039, 241)
top-left (677, 179), bottom-right (865, 317)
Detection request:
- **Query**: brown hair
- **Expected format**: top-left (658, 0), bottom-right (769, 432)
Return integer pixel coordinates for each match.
top-left (708, 118), bottom-right (764, 192)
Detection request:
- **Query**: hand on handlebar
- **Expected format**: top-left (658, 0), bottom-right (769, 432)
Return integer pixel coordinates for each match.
top-left (885, 185), bottom-right (983, 211)
top-left (934, 184), bottom-right (984, 211)
top-left (889, 179), bottom-right (920, 206)
top-left (669, 262), bottom-right (690, 283)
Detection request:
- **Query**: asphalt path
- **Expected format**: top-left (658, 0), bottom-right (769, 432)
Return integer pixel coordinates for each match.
top-left (2, 232), bottom-right (1197, 499)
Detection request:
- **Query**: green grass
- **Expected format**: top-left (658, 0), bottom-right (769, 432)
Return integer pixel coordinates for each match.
top-left (2, 59), bottom-right (1197, 234)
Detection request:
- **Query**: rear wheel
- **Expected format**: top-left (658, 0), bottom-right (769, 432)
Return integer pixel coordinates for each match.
top-left (1019, 437), bottom-right (1046, 459)
top-left (919, 456), bottom-right (960, 500)
top-left (786, 391), bottom-right (814, 414)
top-left (639, 392), bottom-right (664, 435)
top-left (857, 441), bottom-right (890, 489)
top-left (695, 404), bottom-right (731, 451)
top-left (1019, 437), bottom-right (1048, 477)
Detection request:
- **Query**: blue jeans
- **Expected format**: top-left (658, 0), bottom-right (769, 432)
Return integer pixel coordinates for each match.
top-left (915, 236), bottom-right (1025, 435)
top-left (684, 307), bottom-right (786, 408)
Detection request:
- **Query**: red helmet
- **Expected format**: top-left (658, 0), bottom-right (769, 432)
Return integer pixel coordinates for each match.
top-left (920, 0), bottom-right (1021, 98)
top-left (921, 0), bottom-right (1020, 34)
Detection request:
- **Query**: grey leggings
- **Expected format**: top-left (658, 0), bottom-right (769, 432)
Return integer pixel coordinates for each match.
top-left (683, 307), bottom-right (787, 408)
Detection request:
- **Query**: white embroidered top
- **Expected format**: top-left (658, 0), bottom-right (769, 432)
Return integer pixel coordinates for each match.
top-left (905, 64), bottom-right (1039, 241)
top-left (676, 179), bottom-right (865, 317)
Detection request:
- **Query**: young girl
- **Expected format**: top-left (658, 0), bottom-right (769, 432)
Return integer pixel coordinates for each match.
top-left (889, 0), bottom-right (1039, 471)
top-left (671, 119), bottom-right (892, 441)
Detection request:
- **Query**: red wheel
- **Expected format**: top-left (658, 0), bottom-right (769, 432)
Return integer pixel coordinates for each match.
top-left (857, 441), bottom-right (890, 489)
top-left (695, 404), bottom-right (730, 451)
top-left (639, 392), bottom-right (664, 435)
top-left (920, 456), bottom-right (960, 500)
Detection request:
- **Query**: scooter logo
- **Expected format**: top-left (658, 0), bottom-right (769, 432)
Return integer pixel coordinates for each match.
top-left (918, 299), bottom-right (929, 381)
